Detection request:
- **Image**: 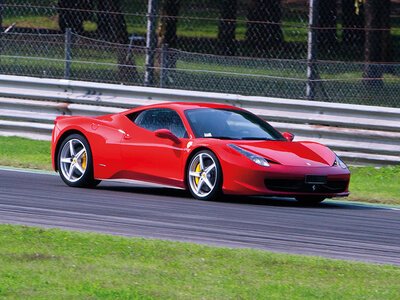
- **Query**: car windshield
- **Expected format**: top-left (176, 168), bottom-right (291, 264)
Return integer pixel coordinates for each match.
top-left (184, 108), bottom-right (286, 141)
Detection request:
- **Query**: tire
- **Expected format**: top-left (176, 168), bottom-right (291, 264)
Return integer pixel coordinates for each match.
top-left (295, 196), bottom-right (325, 205)
top-left (57, 133), bottom-right (100, 188)
top-left (187, 150), bottom-right (223, 201)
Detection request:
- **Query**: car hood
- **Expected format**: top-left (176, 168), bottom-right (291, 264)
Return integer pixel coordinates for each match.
top-left (230, 141), bottom-right (336, 167)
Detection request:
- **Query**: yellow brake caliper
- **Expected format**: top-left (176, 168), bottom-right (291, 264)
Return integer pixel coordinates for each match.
top-left (81, 152), bottom-right (87, 170)
top-left (195, 163), bottom-right (201, 185)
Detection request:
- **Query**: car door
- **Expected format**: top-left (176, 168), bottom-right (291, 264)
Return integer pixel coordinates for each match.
top-left (120, 108), bottom-right (189, 187)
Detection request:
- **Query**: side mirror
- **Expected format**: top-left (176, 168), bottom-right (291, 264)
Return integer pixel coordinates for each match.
top-left (154, 129), bottom-right (181, 144)
top-left (283, 132), bottom-right (294, 142)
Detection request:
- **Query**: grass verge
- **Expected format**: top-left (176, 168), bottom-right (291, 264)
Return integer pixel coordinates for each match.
top-left (0, 224), bottom-right (399, 299)
top-left (347, 166), bottom-right (400, 205)
top-left (0, 136), bottom-right (52, 171)
top-left (0, 136), bottom-right (399, 205)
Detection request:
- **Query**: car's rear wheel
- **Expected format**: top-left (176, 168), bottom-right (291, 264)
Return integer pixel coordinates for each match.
top-left (295, 196), bottom-right (325, 205)
top-left (57, 134), bottom-right (100, 188)
top-left (187, 150), bottom-right (222, 201)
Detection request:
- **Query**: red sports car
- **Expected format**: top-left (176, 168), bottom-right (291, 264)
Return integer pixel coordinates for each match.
top-left (51, 102), bottom-right (350, 204)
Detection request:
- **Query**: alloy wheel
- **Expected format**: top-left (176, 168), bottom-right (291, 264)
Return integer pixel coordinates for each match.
top-left (59, 138), bottom-right (88, 183)
top-left (188, 152), bottom-right (218, 198)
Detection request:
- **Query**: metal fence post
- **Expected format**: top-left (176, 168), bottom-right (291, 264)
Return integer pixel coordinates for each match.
top-left (160, 43), bottom-right (168, 88)
top-left (145, 0), bottom-right (159, 87)
top-left (306, 0), bottom-right (319, 101)
top-left (64, 28), bottom-right (72, 80)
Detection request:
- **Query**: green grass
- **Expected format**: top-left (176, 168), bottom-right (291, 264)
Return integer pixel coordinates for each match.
top-left (0, 55), bottom-right (146, 70)
top-left (347, 166), bottom-right (400, 205)
top-left (3, 13), bottom-right (399, 44)
top-left (0, 136), bottom-right (52, 171)
top-left (2, 15), bottom-right (59, 30)
top-left (0, 45), bottom-right (395, 82)
top-left (0, 136), bottom-right (399, 206)
top-left (0, 224), bottom-right (399, 299)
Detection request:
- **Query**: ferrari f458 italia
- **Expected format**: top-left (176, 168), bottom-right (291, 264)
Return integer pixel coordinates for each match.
top-left (51, 102), bottom-right (350, 204)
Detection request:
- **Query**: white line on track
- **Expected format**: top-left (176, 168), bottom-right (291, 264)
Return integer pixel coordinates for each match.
top-left (325, 200), bottom-right (400, 211)
top-left (0, 166), bottom-right (57, 175)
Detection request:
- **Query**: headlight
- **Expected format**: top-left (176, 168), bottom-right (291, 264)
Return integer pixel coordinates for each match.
top-left (333, 155), bottom-right (347, 169)
top-left (228, 144), bottom-right (270, 167)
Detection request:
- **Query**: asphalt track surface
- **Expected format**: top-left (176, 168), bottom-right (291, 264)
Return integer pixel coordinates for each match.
top-left (1, 169), bottom-right (400, 266)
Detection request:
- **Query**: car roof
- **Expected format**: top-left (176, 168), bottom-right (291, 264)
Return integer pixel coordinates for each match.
top-left (127, 102), bottom-right (242, 114)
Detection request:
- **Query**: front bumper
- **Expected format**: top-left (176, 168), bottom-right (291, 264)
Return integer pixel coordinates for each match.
top-left (221, 161), bottom-right (350, 197)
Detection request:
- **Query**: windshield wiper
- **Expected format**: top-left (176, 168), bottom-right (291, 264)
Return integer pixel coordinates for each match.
top-left (240, 137), bottom-right (272, 140)
top-left (203, 136), bottom-right (273, 140)
top-left (207, 136), bottom-right (235, 140)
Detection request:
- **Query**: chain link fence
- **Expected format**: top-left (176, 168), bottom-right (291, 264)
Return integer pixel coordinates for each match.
top-left (0, 0), bottom-right (399, 107)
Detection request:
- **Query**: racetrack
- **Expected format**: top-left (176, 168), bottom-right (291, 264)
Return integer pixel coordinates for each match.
top-left (1, 168), bottom-right (399, 265)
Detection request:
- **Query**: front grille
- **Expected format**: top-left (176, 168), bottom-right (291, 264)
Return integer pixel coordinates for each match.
top-left (265, 178), bottom-right (348, 193)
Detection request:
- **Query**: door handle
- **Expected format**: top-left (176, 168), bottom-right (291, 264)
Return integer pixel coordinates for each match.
top-left (118, 129), bottom-right (132, 140)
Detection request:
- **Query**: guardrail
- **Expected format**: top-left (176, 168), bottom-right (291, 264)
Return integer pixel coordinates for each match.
top-left (0, 74), bottom-right (399, 166)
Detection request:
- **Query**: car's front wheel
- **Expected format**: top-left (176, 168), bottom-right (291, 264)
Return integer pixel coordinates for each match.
top-left (57, 133), bottom-right (100, 188)
top-left (187, 150), bottom-right (222, 201)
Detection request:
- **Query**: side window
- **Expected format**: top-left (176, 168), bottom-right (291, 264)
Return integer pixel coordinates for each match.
top-left (128, 108), bottom-right (188, 138)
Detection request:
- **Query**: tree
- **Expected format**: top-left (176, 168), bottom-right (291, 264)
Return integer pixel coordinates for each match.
top-left (0, 0), bottom-right (3, 31)
top-left (363, 0), bottom-right (392, 88)
top-left (58, 0), bottom-right (92, 34)
top-left (157, 0), bottom-right (180, 49)
top-left (342, 0), bottom-right (365, 48)
top-left (0, 0), bottom-right (3, 58)
top-left (95, 0), bottom-right (139, 82)
top-left (317, 0), bottom-right (337, 50)
top-left (97, 0), bottom-right (128, 44)
top-left (245, 0), bottom-right (283, 57)
top-left (157, 0), bottom-right (180, 69)
top-left (217, 0), bottom-right (237, 56)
